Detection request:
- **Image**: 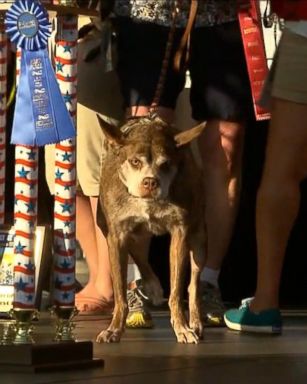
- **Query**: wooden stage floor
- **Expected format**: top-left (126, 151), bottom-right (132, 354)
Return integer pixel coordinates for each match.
top-left (1, 309), bottom-right (307, 384)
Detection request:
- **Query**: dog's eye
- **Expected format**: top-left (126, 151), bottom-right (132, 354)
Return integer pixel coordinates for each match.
top-left (129, 158), bottom-right (142, 168)
top-left (159, 160), bottom-right (171, 172)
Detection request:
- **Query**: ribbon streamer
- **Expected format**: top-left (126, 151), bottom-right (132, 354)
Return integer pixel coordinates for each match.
top-left (5, 0), bottom-right (76, 146)
top-left (238, 0), bottom-right (271, 121)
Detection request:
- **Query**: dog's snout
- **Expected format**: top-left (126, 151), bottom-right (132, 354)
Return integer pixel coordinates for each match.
top-left (142, 177), bottom-right (159, 191)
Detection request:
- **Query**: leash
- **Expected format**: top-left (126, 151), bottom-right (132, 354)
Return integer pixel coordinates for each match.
top-left (174, 0), bottom-right (198, 72)
top-left (149, 0), bottom-right (198, 118)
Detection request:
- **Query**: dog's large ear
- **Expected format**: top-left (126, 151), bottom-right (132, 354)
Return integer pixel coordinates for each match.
top-left (174, 122), bottom-right (206, 147)
top-left (97, 114), bottom-right (124, 147)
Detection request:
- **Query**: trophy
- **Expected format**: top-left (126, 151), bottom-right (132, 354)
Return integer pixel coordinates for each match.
top-left (0, 0), bottom-right (102, 372)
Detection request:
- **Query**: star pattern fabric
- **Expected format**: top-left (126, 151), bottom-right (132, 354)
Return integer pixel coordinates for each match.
top-left (53, 14), bottom-right (77, 306)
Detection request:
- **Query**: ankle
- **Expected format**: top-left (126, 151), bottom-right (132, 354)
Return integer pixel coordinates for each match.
top-left (249, 296), bottom-right (279, 313)
top-left (93, 284), bottom-right (114, 302)
top-left (200, 267), bottom-right (220, 289)
top-left (128, 281), bottom-right (137, 290)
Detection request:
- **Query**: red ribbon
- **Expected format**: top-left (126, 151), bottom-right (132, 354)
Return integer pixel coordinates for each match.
top-left (270, 0), bottom-right (307, 20)
top-left (238, 0), bottom-right (271, 121)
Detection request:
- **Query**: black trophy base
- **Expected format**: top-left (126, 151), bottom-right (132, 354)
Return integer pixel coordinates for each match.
top-left (0, 340), bottom-right (104, 373)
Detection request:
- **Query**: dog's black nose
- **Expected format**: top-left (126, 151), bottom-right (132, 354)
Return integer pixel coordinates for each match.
top-left (142, 177), bottom-right (159, 191)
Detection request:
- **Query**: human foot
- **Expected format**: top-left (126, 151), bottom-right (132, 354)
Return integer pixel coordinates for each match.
top-left (200, 281), bottom-right (226, 327)
top-left (224, 301), bottom-right (282, 334)
top-left (126, 281), bottom-right (153, 328)
top-left (76, 293), bottom-right (114, 315)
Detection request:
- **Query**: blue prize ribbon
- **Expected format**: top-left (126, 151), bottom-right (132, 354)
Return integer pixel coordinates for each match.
top-left (5, 0), bottom-right (76, 146)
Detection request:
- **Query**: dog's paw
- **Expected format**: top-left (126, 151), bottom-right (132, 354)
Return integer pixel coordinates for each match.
top-left (189, 320), bottom-right (204, 340)
top-left (189, 315), bottom-right (204, 339)
top-left (96, 329), bottom-right (122, 343)
top-left (174, 326), bottom-right (200, 344)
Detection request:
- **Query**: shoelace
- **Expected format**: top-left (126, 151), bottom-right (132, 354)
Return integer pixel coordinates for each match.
top-left (201, 284), bottom-right (225, 310)
top-left (239, 297), bottom-right (254, 309)
top-left (127, 289), bottom-right (146, 312)
top-left (203, 294), bottom-right (225, 310)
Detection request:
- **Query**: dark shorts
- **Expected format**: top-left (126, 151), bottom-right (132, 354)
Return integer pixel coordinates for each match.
top-left (114, 18), bottom-right (186, 110)
top-left (114, 18), bottom-right (253, 122)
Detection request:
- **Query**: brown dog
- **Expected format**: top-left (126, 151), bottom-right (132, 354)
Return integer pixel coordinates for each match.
top-left (96, 115), bottom-right (206, 344)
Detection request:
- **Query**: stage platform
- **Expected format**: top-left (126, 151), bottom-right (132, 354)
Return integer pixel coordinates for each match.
top-left (1, 309), bottom-right (307, 383)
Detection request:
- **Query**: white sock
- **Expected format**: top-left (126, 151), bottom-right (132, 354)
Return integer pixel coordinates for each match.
top-left (127, 263), bottom-right (141, 284)
top-left (200, 267), bottom-right (220, 288)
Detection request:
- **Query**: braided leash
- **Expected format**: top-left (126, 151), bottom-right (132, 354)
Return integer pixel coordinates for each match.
top-left (148, 0), bottom-right (198, 119)
top-left (148, 0), bottom-right (180, 117)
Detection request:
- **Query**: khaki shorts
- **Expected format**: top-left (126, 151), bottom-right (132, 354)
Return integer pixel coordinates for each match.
top-left (261, 29), bottom-right (307, 107)
top-left (45, 27), bottom-right (124, 196)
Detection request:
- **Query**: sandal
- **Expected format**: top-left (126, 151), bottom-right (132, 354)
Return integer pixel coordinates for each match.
top-left (75, 294), bottom-right (114, 316)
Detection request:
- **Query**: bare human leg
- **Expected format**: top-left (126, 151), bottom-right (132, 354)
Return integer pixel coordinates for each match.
top-left (251, 98), bottom-right (307, 312)
top-left (198, 119), bottom-right (244, 323)
top-left (199, 119), bottom-right (244, 272)
top-left (75, 194), bottom-right (113, 313)
top-left (224, 100), bottom-right (307, 334)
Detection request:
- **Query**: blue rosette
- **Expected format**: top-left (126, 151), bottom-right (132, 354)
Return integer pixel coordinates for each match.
top-left (5, 0), bottom-right (76, 146)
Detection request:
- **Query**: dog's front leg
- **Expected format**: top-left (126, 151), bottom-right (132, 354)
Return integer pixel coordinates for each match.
top-left (188, 230), bottom-right (206, 339)
top-left (169, 227), bottom-right (199, 344)
top-left (96, 234), bottom-right (128, 343)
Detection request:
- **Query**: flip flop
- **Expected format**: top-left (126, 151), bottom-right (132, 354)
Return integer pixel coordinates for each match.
top-left (75, 294), bottom-right (114, 316)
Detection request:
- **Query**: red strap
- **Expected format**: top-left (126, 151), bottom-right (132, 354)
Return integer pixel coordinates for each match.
top-left (238, 0), bottom-right (271, 121)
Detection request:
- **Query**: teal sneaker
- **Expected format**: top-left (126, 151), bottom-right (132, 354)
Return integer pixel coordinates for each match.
top-left (240, 297), bottom-right (254, 307)
top-left (224, 305), bottom-right (282, 334)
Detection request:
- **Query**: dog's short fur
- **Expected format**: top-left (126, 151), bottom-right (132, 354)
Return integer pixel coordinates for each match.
top-left (96, 116), bottom-right (207, 344)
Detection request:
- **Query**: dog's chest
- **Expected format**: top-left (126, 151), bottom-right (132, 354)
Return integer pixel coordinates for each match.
top-left (116, 198), bottom-right (185, 235)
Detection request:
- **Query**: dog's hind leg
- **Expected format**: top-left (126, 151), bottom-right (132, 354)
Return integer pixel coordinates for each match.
top-left (169, 227), bottom-right (199, 344)
top-left (96, 234), bottom-right (129, 343)
top-left (188, 230), bottom-right (206, 339)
